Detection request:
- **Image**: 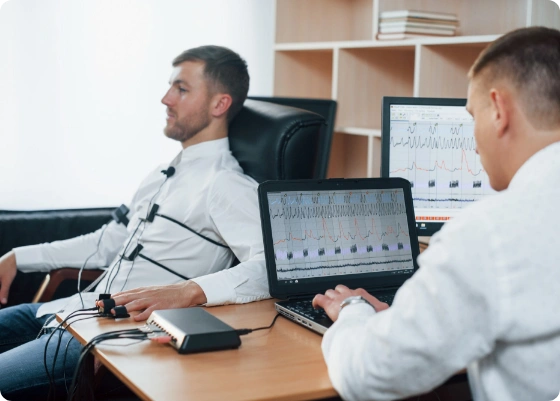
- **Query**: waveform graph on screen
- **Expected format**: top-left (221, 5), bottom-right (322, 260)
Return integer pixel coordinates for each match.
top-left (268, 189), bottom-right (415, 281)
top-left (389, 120), bottom-right (494, 210)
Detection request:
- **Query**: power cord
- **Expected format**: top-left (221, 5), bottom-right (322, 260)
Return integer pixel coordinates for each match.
top-left (235, 313), bottom-right (282, 336)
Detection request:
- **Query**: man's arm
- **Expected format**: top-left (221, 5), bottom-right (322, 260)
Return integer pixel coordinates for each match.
top-left (313, 217), bottom-right (500, 401)
top-left (0, 219), bottom-right (128, 305)
top-left (13, 220), bottom-right (129, 273)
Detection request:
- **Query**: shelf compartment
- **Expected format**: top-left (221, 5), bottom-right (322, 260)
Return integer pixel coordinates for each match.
top-left (327, 133), bottom-right (381, 178)
top-left (276, 0), bottom-right (374, 43)
top-left (416, 42), bottom-right (488, 98)
top-left (336, 47), bottom-right (415, 129)
top-left (274, 50), bottom-right (333, 99)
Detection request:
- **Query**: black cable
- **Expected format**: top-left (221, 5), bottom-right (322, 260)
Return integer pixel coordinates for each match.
top-left (137, 254), bottom-right (190, 281)
top-left (78, 224), bottom-right (109, 308)
top-left (60, 314), bottom-right (108, 394)
top-left (50, 313), bottom-right (100, 399)
top-left (43, 308), bottom-right (98, 401)
top-left (67, 328), bottom-right (150, 401)
top-left (235, 313), bottom-right (282, 336)
top-left (104, 220), bottom-right (143, 293)
top-left (105, 172), bottom-right (168, 293)
top-left (63, 336), bottom-right (74, 394)
top-left (155, 213), bottom-right (228, 248)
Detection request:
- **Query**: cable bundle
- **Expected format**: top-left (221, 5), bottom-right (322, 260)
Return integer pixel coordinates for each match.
top-left (66, 327), bottom-right (150, 401)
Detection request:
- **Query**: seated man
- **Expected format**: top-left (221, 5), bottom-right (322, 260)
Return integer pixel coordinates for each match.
top-left (313, 27), bottom-right (560, 401)
top-left (0, 45), bottom-right (269, 399)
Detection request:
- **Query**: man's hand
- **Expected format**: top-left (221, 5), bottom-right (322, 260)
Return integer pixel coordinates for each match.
top-left (98, 281), bottom-right (207, 321)
top-left (312, 284), bottom-right (389, 322)
top-left (0, 251), bottom-right (17, 306)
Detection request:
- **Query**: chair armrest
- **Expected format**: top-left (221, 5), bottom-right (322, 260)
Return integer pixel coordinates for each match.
top-left (32, 268), bottom-right (104, 303)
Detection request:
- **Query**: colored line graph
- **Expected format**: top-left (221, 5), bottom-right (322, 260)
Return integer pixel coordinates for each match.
top-left (268, 189), bottom-right (414, 281)
top-left (389, 119), bottom-right (494, 209)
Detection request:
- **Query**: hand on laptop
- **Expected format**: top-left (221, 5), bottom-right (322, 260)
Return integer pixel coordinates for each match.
top-left (97, 280), bottom-right (207, 321)
top-left (312, 285), bottom-right (389, 322)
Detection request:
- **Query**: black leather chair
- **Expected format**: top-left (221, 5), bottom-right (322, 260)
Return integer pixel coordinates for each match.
top-left (247, 96), bottom-right (337, 179)
top-left (0, 99), bottom-right (328, 304)
top-left (230, 98), bottom-right (327, 182)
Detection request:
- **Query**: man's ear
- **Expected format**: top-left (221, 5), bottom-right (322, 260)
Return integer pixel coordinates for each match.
top-left (211, 93), bottom-right (233, 119)
top-left (489, 87), bottom-right (510, 139)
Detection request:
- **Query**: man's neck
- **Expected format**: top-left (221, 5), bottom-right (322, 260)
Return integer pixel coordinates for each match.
top-left (181, 121), bottom-right (228, 149)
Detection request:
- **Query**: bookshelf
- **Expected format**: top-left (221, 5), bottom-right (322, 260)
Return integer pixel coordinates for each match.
top-left (273, 0), bottom-right (560, 178)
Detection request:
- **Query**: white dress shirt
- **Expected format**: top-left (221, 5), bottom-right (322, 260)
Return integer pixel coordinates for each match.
top-left (322, 141), bottom-right (560, 401)
top-left (14, 138), bottom-right (270, 317)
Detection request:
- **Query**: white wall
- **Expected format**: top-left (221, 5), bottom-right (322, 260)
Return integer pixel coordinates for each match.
top-left (0, 0), bottom-right (275, 210)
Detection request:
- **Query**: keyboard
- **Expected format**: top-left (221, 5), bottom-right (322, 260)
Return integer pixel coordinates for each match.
top-left (285, 292), bottom-right (394, 320)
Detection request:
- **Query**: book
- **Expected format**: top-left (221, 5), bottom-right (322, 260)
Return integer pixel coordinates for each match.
top-left (379, 26), bottom-right (456, 35)
top-left (380, 17), bottom-right (459, 26)
top-left (380, 10), bottom-right (458, 22)
top-left (376, 32), bottom-right (455, 40)
top-left (379, 21), bottom-right (458, 30)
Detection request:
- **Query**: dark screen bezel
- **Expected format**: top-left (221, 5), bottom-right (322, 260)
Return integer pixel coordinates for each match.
top-left (258, 178), bottom-right (420, 300)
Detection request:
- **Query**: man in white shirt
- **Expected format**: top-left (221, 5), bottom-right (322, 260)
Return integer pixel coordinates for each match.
top-left (0, 45), bottom-right (269, 399)
top-left (312, 27), bottom-right (560, 401)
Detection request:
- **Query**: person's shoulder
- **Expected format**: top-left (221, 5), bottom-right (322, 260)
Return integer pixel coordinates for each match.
top-left (435, 191), bottom-right (508, 239)
top-left (212, 168), bottom-right (258, 191)
top-left (207, 162), bottom-right (258, 207)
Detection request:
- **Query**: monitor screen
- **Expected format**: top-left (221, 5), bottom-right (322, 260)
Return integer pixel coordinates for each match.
top-left (381, 97), bottom-right (495, 236)
top-left (266, 187), bottom-right (415, 287)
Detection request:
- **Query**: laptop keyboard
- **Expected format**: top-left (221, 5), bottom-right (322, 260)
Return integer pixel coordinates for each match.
top-left (286, 300), bottom-right (332, 326)
top-left (285, 293), bottom-right (394, 325)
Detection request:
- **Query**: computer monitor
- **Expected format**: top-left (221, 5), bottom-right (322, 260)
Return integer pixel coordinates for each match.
top-left (248, 96), bottom-right (337, 179)
top-left (381, 97), bottom-right (495, 236)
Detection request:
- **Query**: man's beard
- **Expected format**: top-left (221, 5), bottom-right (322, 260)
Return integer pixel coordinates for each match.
top-left (164, 113), bottom-right (211, 143)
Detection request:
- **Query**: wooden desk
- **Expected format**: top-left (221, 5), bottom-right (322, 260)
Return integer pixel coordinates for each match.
top-left (58, 300), bottom-right (338, 401)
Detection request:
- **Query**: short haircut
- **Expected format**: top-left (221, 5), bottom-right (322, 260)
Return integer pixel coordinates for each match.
top-left (469, 26), bottom-right (560, 129)
top-left (173, 45), bottom-right (250, 122)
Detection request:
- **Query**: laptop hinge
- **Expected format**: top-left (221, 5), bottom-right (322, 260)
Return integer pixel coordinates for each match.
top-left (289, 294), bottom-right (313, 301)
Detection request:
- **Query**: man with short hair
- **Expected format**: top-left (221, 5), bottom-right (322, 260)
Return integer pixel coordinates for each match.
top-left (0, 45), bottom-right (269, 399)
top-left (313, 27), bottom-right (560, 401)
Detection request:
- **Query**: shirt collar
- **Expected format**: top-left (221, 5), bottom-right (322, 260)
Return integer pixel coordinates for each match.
top-left (508, 141), bottom-right (560, 191)
top-left (171, 138), bottom-right (230, 165)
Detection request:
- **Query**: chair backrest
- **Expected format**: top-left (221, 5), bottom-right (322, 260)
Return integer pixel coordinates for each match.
top-left (247, 96), bottom-right (337, 178)
top-left (229, 99), bottom-right (328, 183)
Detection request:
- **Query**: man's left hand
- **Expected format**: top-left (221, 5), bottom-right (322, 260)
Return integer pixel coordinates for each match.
top-left (98, 281), bottom-right (207, 321)
top-left (312, 284), bottom-right (389, 322)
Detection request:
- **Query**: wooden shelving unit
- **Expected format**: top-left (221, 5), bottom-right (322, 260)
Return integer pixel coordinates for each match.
top-left (274, 0), bottom-right (560, 178)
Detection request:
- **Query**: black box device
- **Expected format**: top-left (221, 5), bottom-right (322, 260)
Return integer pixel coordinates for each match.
top-left (146, 308), bottom-right (241, 354)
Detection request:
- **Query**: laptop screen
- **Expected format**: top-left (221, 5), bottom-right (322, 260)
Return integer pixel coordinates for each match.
top-left (262, 182), bottom-right (417, 297)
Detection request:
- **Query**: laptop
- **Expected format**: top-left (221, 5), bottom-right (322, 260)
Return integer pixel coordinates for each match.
top-left (258, 178), bottom-right (420, 335)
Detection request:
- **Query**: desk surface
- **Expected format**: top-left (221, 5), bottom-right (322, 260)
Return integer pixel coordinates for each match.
top-left (59, 299), bottom-right (337, 401)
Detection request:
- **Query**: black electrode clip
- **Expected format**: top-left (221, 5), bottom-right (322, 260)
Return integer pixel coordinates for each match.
top-left (123, 244), bottom-right (144, 261)
top-left (144, 204), bottom-right (159, 223)
top-left (112, 204), bottom-right (130, 227)
top-left (98, 298), bottom-right (115, 315)
top-left (110, 305), bottom-right (130, 319)
top-left (97, 297), bottom-right (130, 318)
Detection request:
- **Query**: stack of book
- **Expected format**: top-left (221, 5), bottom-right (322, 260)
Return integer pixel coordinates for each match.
top-left (377, 10), bottom-right (459, 40)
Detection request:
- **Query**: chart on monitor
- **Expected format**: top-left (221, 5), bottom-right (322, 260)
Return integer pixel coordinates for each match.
top-left (382, 99), bottom-right (495, 235)
top-left (267, 189), bottom-right (415, 283)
